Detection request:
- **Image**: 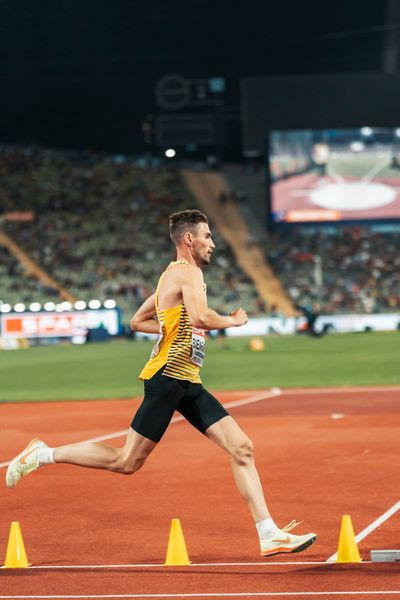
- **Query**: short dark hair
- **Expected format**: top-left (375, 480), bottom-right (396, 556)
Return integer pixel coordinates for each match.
top-left (169, 209), bottom-right (208, 245)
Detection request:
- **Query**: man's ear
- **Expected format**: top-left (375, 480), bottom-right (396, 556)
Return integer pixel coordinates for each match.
top-left (183, 231), bottom-right (194, 246)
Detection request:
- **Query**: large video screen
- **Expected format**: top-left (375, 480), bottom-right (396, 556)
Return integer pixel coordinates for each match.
top-left (269, 127), bottom-right (400, 224)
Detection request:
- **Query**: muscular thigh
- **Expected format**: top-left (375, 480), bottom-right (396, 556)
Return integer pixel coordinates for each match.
top-left (131, 368), bottom-right (188, 442)
top-left (177, 385), bottom-right (229, 434)
top-left (205, 414), bottom-right (251, 455)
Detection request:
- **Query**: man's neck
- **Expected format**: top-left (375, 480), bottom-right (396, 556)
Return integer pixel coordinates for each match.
top-left (176, 249), bottom-right (201, 268)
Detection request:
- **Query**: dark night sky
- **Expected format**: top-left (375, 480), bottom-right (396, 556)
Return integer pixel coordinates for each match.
top-left (0, 0), bottom-right (393, 154)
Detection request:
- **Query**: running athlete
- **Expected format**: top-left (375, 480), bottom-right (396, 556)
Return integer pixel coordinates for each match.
top-left (6, 209), bottom-right (317, 558)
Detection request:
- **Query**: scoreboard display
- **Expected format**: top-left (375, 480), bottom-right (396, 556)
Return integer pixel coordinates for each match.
top-left (268, 127), bottom-right (400, 225)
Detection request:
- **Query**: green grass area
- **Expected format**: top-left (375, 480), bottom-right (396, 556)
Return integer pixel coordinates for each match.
top-left (0, 332), bottom-right (399, 403)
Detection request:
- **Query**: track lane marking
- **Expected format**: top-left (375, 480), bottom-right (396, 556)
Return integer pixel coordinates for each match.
top-left (26, 561), bottom-right (344, 568)
top-left (279, 386), bottom-right (400, 395)
top-left (326, 500), bottom-right (400, 562)
top-left (0, 590), bottom-right (399, 598)
top-left (0, 389), bottom-right (282, 468)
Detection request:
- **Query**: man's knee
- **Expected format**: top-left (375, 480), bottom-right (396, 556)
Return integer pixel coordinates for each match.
top-left (231, 437), bottom-right (254, 466)
top-left (114, 455), bottom-right (146, 475)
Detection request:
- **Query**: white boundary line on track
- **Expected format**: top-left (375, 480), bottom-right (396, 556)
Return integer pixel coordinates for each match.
top-left (279, 385), bottom-right (400, 395)
top-left (0, 389), bottom-right (282, 469)
top-left (326, 500), bottom-right (400, 562)
top-left (0, 591), bottom-right (399, 598)
top-left (26, 561), bottom-right (343, 569)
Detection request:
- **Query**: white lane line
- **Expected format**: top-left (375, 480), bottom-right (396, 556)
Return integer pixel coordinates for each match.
top-left (326, 500), bottom-right (400, 562)
top-left (0, 591), bottom-right (399, 598)
top-left (280, 386), bottom-right (400, 395)
top-left (26, 561), bottom-right (337, 569)
top-left (81, 430), bottom-right (129, 444)
top-left (215, 389), bottom-right (282, 410)
top-left (0, 389), bottom-right (282, 469)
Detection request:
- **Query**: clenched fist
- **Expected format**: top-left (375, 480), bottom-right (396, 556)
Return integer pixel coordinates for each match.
top-left (230, 308), bottom-right (248, 327)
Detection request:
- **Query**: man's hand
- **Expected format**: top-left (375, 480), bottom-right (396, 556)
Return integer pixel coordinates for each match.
top-left (230, 308), bottom-right (248, 327)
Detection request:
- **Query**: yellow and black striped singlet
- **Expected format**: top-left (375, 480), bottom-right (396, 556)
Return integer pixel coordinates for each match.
top-left (139, 261), bottom-right (206, 384)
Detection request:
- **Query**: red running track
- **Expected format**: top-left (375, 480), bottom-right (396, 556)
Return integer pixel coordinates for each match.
top-left (0, 386), bottom-right (399, 599)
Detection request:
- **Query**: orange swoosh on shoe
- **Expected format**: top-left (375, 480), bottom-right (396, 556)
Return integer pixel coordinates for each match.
top-left (19, 440), bottom-right (40, 465)
top-left (272, 536), bottom-right (291, 543)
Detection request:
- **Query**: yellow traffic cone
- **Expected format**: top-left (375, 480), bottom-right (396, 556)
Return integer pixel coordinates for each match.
top-left (164, 518), bottom-right (191, 566)
top-left (336, 515), bottom-right (362, 563)
top-left (2, 522), bottom-right (31, 568)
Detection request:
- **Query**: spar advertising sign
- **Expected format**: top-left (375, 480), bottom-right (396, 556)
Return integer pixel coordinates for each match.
top-left (0, 309), bottom-right (120, 339)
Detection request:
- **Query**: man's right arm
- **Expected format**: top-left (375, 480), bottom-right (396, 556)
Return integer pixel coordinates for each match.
top-left (181, 267), bottom-right (247, 330)
top-left (130, 293), bottom-right (160, 334)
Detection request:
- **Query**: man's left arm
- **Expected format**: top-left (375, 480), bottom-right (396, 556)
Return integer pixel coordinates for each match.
top-left (130, 294), bottom-right (159, 334)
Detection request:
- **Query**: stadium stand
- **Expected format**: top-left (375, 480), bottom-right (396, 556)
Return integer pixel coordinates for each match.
top-left (267, 227), bottom-right (400, 314)
top-left (0, 146), bottom-right (266, 319)
top-left (2, 146), bottom-right (399, 320)
top-left (222, 164), bottom-right (268, 241)
top-left (0, 230), bottom-right (73, 304)
top-left (0, 243), bottom-right (57, 306)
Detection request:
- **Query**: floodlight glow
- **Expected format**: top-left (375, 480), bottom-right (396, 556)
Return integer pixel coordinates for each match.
top-left (165, 148), bottom-right (176, 158)
top-left (350, 141), bottom-right (364, 153)
top-left (395, 128), bottom-right (400, 137)
top-left (0, 303), bottom-right (11, 313)
top-left (74, 300), bottom-right (87, 310)
top-left (361, 127), bottom-right (373, 136)
top-left (29, 302), bottom-right (41, 312)
top-left (44, 302), bottom-right (56, 311)
top-left (88, 299), bottom-right (101, 309)
top-left (60, 301), bottom-right (72, 311)
top-left (14, 303), bottom-right (26, 312)
top-left (104, 299), bottom-right (117, 309)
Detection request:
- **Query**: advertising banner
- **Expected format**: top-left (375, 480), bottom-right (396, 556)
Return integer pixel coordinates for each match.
top-left (0, 309), bottom-right (120, 339)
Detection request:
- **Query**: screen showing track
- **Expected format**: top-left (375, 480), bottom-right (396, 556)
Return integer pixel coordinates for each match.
top-left (269, 127), bottom-right (400, 224)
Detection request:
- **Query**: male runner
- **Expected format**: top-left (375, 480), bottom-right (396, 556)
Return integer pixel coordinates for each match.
top-left (6, 209), bottom-right (316, 557)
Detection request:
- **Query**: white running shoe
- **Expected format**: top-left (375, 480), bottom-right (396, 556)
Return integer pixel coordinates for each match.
top-left (6, 439), bottom-right (47, 488)
top-left (260, 520), bottom-right (317, 557)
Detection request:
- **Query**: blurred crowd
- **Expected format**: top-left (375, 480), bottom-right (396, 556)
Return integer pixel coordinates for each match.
top-left (268, 227), bottom-right (400, 314)
top-left (1, 146), bottom-right (399, 320)
top-left (0, 146), bottom-right (262, 317)
top-left (0, 245), bottom-right (59, 306)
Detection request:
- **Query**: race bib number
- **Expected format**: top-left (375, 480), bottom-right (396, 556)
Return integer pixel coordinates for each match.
top-left (190, 327), bottom-right (206, 367)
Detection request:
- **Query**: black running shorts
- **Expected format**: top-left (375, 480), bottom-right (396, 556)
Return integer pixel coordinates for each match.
top-left (131, 367), bottom-right (229, 442)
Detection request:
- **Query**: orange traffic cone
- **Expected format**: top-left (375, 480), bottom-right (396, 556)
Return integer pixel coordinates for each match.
top-left (336, 515), bottom-right (362, 563)
top-left (2, 522), bottom-right (31, 568)
top-left (164, 518), bottom-right (191, 566)
top-left (249, 338), bottom-right (265, 351)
